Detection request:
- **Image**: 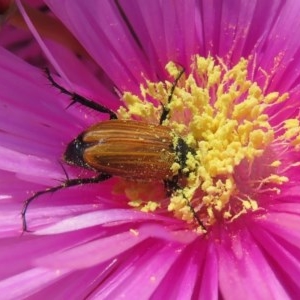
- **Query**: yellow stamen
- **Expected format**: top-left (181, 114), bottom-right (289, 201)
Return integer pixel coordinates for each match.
top-left (117, 55), bottom-right (294, 231)
top-left (140, 201), bottom-right (161, 212)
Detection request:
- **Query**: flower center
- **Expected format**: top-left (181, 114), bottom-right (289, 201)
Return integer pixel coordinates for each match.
top-left (115, 55), bottom-right (291, 232)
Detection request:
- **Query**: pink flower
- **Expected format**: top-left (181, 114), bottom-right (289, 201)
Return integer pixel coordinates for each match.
top-left (1, 0), bottom-right (300, 298)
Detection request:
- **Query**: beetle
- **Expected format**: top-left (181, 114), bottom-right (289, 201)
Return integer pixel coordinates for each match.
top-left (21, 68), bottom-right (205, 231)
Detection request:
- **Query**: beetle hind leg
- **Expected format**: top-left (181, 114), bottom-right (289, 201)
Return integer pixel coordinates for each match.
top-left (22, 173), bottom-right (112, 232)
top-left (164, 178), bottom-right (207, 231)
top-left (164, 177), bottom-right (180, 196)
top-left (45, 68), bottom-right (117, 119)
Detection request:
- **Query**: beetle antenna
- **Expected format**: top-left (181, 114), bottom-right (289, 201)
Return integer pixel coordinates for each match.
top-left (44, 68), bottom-right (117, 119)
top-left (160, 68), bottom-right (185, 124)
top-left (21, 173), bottom-right (112, 232)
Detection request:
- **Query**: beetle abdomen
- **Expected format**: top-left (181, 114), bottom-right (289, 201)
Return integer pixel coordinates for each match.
top-left (65, 120), bottom-right (176, 180)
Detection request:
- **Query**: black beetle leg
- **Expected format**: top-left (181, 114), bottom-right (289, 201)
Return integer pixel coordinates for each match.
top-left (159, 68), bottom-right (185, 124)
top-left (22, 173), bottom-right (112, 232)
top-left (45, 68), bottom-right (117, 120)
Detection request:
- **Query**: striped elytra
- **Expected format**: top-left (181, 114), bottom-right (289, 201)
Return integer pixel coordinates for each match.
top-left (64, 120), bottom-right (176, 180)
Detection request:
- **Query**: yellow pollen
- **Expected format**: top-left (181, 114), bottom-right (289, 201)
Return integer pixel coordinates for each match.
top-left (263, 175), bottom-right (289, 185)
top-left (128, 199), bottom-right (161, 212)
top-left (230, 197), bottom-right (259, 222)
top-left (140, 201), bottom-right (161, 212)
top-left (280, 118), bottom-right (300, 149)
top-left (117, 55), bottom-right (293, 231)
top-left (270, 160), bottom-right (281, 167)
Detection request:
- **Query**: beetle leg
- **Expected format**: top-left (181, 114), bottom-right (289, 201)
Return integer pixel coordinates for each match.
top-left (164, 178), bottom-right (206, 231)
top-left (186, 201), bottom-right (207, 232)
top-left (159, 68), bottom-right (185, 124)
top-left (45, 68), bottom-right (117, 119)
top-left (164, 177), bottom-right (180, 196)
top-left (21, 173), bottom-right (112, 232)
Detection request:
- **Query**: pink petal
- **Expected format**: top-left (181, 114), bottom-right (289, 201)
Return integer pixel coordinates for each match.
top-left (218, 229), bottom-right (290, 299)
top-left (0, 268), bottom-right (70, 299)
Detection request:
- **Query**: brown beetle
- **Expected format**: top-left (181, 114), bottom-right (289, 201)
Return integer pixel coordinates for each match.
top-left (65, 120), bottom-right (176, 180)
top-left (21, 68), bottom-right (203, 231)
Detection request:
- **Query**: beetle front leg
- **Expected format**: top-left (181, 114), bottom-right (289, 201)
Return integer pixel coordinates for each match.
top-left (159, 68), bottom-right (185, 124)
top-left (22, 173), bottom-right (112, 232)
